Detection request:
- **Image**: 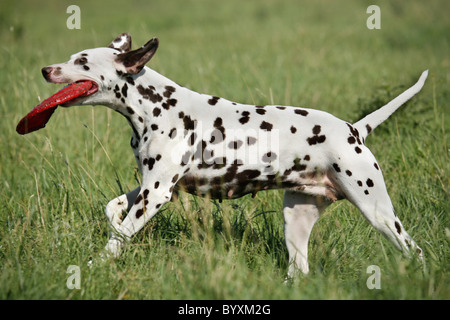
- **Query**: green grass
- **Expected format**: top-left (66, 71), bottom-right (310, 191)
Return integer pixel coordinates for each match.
top-left (0, 0), bottom-right (448, 300)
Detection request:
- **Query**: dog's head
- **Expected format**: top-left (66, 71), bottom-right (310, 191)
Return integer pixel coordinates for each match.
top-left (42, 33), bottom-right (159, 106)
top-left (17, 33), bottom-right (158, 134)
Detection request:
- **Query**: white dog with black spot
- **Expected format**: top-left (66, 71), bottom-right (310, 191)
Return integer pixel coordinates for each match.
top-left (17, 33), bottom-right (428, 278)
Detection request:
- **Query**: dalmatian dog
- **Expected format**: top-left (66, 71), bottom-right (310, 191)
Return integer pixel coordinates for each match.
top-left (18, 33), bottom-right (428, 277)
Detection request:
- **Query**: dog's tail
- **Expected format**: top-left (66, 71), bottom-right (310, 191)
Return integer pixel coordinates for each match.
top-left (353, 70), bottom-right (428, 139)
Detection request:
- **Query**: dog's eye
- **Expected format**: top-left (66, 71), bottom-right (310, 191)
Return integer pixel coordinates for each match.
top-left (74, 57), bottom-right (88, 65)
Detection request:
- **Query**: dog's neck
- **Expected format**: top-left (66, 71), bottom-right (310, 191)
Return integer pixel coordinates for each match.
top-left (104, 66), bottom-right (192, 142)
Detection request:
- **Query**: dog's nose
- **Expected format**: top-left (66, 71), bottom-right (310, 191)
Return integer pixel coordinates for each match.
top-left (41, 66), bottom-right (53, 80)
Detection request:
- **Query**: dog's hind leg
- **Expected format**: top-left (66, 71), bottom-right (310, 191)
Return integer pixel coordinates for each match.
top-left (283, 191), bottom-right (331, 277)
top-left (331, 150), bottom-right (423, 260)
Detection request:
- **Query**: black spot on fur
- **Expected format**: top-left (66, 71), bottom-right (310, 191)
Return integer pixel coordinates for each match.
top-left (183, 115), bottom-right (197, 131)
top-left (136, 209), bottom-right (144, 219)
top-left (210, 117), bottom-right (226, 144)
top-left (163, 86), bottom-right (176, 98)
top-left (366, 178), bottom-right (374, 187)
top-left (260, 121), bottom-right (273, 131)
top-left (294, 109), bottom-right (309, 116)
top-left (168, 98), bottom-right (177, 106)
top-left (307, 125), bottom-right (326, 145)
top-left (312, 125), bottom-right (321, 134)
top-left (236, 169), bottom-right (261, 182)
top-left (239, 111), bottom-right (250, 124)
top-left (134, 194), bottom-right (143, 205)
top-left (137, 85), bottom-right (163, 103)
top-left (114, 85), bottom-right (121, 99)
top-left (332, 163), bottom-right (341, 172)
top-left (162, 97), bottom-right (178, 110)
top-left (395, 221), bottom-right (402, 234)
top-left (153, 107), bottom-right (161, 117)
top-left (208, 96), bottom-right (220, 105)
top-left (307, 135), bottom-right (326, 145)
top-left (214, 117), bottom-right (223, 127)
top-left (144, 157), bottom-right (156, 171)
top-left (290, 126), bottom-right (297, 134)
top-left (346, 123), bottom-right (360, 138)
top-left (121, 83), bottom-right (128, 98)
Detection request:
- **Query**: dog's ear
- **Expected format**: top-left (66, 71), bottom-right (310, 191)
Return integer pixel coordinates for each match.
top-left (115, 37), bottom-right (159, 74)
top-left (108, 33), bottom-right (132, 53)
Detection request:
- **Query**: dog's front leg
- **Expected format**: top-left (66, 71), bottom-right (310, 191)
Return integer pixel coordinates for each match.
top-left (105, 186), bottom-right (141, 231)
top-left (103, 168), bottom-right (182, 258)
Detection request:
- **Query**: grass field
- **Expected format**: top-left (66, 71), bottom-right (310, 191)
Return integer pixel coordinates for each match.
top-left (0, 0), bottom-right (448, 300)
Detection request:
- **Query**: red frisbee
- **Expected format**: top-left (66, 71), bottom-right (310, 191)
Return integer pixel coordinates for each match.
top-left (16, 80), bottom-right (97, 135)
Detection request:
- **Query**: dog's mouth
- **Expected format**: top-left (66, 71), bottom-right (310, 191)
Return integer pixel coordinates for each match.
top-left (16, 80), bottom-right (98, 135)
